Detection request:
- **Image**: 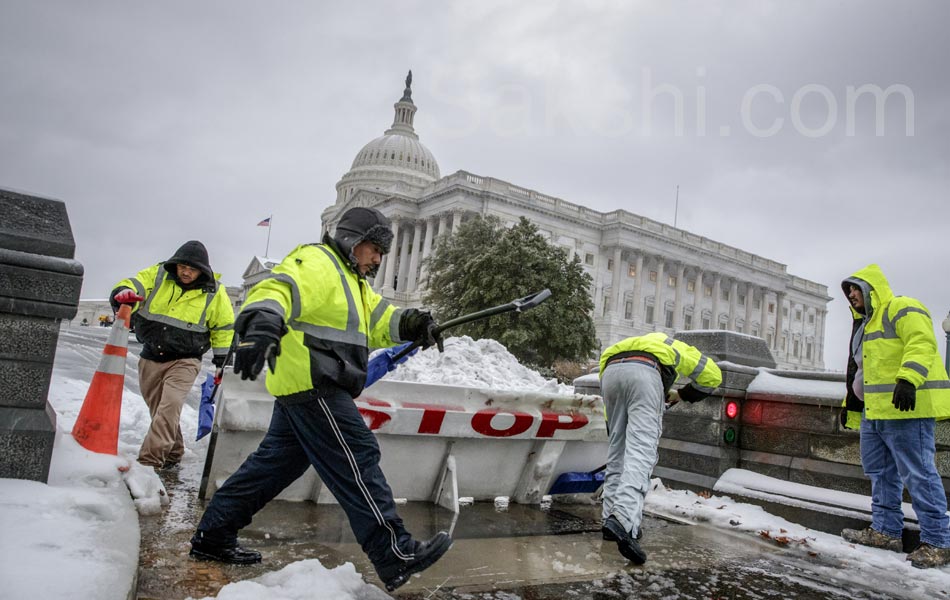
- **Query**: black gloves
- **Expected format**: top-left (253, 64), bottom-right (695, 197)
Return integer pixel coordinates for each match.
top-left (399, 309), bottom-right (443, 351)
top-left (892, 379), bottom-right (916, 412)
top-left (233, 310), bottom-right (286, 381)
top-left (678, 383), bottom-right (709, 404)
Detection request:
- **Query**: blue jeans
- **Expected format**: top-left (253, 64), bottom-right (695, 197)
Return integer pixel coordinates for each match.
top-left (196, 385), bottom-right (414, 568)
top-left (601, 362), bottom-right (664, 535)
top-left (860, 416), bottom-right (950, 548)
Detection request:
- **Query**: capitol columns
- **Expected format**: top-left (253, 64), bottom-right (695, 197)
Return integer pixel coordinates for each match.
top-left (396, 219), bottom-right (412, 291)
top-left (610, 246), bottom-right (623, 322)
top-left (437, 213), bottom-right (448, 241)
top-left (381, 217), bottom-right (401, 291)
top-left (631, 253), bottom-right (645, 325)
top-left (744, 282), bottom-right (756, 334)
top-left (673, 263), bottom-right (686, 330)
top-left (711, 274), bottom-right (722, 329)
top-left (760, 288), bottom-right (770, 341)
top-left (728, 279), bottom-right (739, 330)
top-left (773, 291), bottom-right (786, 352)
top-left (654, 259), bottom-right (666, 326)
top-left (405, 220), bottom-right (424, 292)
top-left (692, 268), bottom-right (704, 325)
top-left (417, 216), bottom-right (437, 290)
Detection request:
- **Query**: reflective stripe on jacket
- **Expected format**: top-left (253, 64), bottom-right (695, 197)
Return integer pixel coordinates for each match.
top-left (241, 243), bottom-right (404, 399)
top-left (599, 332), bottom-right (723, 393)
top-left (841, 264), bottom-right (950, 423)
top-left (115, 263), bottom-right (234, 361)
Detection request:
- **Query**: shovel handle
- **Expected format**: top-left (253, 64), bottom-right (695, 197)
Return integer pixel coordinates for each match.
top-left (391, 289), bottom-right (551, 362)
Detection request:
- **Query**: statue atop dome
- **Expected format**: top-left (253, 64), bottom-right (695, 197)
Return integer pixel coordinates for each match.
top-left (401, 70), bottom-right (413, 102)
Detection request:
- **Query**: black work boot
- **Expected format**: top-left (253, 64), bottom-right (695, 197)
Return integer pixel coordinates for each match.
top-left (376, 531), bottom-right (452, 592)
top-left (189, 531), bottom-right (262, 565)
top-left (602, 515), bottom-right (647, 564)
top-left (602, 523), bottom-right (642, 542)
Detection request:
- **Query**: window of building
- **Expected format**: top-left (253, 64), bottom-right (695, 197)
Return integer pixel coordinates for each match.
top-left (793, 340), bottom-right (800, 357)
top-left (795, 309), bottom-right (802, 321)
top-left (752, 326), bottom-right (759, 337)
top-left (704, 285), bottom-right (712, 297)
top-left (607, 259), bottom-right (614, 271)
top-left (684, 313), bottom-right (693, 329)
top-left (781, 335), bottom-right (788, 351)
top-left (808, 313), bottom-right (815, 324)
top-left (687, 279), bottom-right (695, 292)
top-left (602, 296), bottom-right (610, 317)
top-left (585, 253), bottom-right (594, 266)
top-left (645, 305), bottom-right (655, 324)
top-left (738, 294), bottom-right (746, 306)
top-left (649, 271), bottom-right (657, 282)
top-left (721, 288), bottom-right (730, 301)
top-left (628, 265), bottom-right (637, 277)
top-left (768, 302), bottom-right (775, 314)
top-left (783, 306), bottom-right (789, 317)
top-left (719, 318), bottom-right (728, 330)
top-left (668, 275), bottom-right (676, 287)
top-left (702, 316), bottom-right (711, 329)
top-left (806, 342), bottom-right (813, 360)
top-left (665, 309), bottom-right (674, 328)
top-left (767, 333), bottom-right (773, 346)
top-left (624, 301), bottom-right (633, 320)
top-left (755, 298), bottom-right (761, 310)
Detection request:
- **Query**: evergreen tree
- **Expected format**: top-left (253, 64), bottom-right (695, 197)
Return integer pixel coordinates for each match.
top-left (423, 216), bottom-right (597, 367)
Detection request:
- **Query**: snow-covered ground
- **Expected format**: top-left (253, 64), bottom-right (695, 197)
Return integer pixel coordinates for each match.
top-left (2, 327), bottom-right (950, 599)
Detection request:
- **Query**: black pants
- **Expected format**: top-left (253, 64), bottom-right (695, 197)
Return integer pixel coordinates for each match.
top-left (195, 385), bottom-right (414, 568)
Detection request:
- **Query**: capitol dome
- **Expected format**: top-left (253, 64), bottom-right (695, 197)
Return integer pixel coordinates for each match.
top-left (335, 72), bottom-right (440, 203)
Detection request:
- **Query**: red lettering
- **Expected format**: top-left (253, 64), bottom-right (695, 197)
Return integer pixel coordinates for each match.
top-left (358, 398), bottom-right (393, 431)
top-left (402, 402), bottom-right (465, 434)
top-left (536, 411), bottom-right (589, 438)
top-left (472, 408), bottom-right (533, 437)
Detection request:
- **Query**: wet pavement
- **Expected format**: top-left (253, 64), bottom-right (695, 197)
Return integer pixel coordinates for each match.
top-left (135, 460), bottom-right (926, 600)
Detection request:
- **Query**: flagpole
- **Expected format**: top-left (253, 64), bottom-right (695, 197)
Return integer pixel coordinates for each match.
top-left (265, 214), bottom-right (272, 257)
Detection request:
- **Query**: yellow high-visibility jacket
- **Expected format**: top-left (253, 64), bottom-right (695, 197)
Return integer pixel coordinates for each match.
top-left (240, 243), bottom-right (405, 400)
top-left (114, 264), bottom-right (234, 362)
top-left (841, 264), bottom-right (950, 429)
top-left (599, 332), bottom-right (722, 394)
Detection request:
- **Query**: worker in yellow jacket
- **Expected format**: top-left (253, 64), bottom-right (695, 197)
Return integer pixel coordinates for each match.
top-left (110, 240), bottom-right (234, 469)
top-left (597, 332), bottom-right (721, 564)
top-left (189, 207), bottom-right (451, 592)
top-left (839, 264), bottom-right (950, 568)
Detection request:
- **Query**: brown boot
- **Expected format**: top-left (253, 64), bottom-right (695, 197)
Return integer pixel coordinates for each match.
top-left (907, 543), bottom-right (950, 569)
top-left (841, 527), bottom-right (902, 552)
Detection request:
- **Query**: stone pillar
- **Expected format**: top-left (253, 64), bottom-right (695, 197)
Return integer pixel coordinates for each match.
top-left (396, 224), bottom-right (412, 291)
top-left (673, 263), bottom-right (686, 330)
top-left (728, 279), bottom-right (739, 330)
top-left (760, 288), bottom-right (770, 341)
top-left (405, 220), bottom-right (424, 292)
top-left (0, 189), bottom-right (83, 482)
top-left (693, 269), bottom-right (704, 326)
top-left (817, 309), bottom-right (826, 362)
top-left (610, 247), bottom-right (622, 322)
top-left (631, 253), bottom-right (644, 325)
top-left (711, 274), bottom-right (722, 329)
top-left (417, 217), bottom-right (436, 290)
top-left (382, 219), bottom-right (400, 291)
top-left (744, 282), bottom-right (755, 334)
top-left (450, 211), bottom-right (460, 235)
top-left (438, 213), bottom-right (448, 240)
top-left (654, 259), bottom-right (666, 327)
top-left (774, 292), bottom-right (785, 352)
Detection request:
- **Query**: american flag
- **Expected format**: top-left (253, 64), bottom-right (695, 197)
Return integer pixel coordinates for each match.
top-left (257, 217), bottom-right (271, 227)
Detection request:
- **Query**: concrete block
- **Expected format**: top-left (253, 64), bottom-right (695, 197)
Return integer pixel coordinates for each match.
top-left (0, 405), bottom-right (57, 483)
top-left (740, 426), bottom-right (809, 457)
top-left (674, 330), bottom-right (777, 369)
top-left (0, 188), bottom-right (76, 259)
top-left (809, 433), bottom-right (861, 466)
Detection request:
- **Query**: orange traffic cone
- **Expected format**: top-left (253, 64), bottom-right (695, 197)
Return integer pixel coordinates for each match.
top-left (72, 304), bottom-right (132, 455)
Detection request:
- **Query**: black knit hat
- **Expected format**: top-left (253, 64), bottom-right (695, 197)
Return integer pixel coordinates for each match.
top-left (333, 207), bottom-right (394, 258)
top-left (163, 240), bottom-right (213, 282)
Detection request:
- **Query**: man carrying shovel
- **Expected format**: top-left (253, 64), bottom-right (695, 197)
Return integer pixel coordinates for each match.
top-left (189, 207), bottom-right (451, 592)
top-left (598, 333), bottom-right (722, 564)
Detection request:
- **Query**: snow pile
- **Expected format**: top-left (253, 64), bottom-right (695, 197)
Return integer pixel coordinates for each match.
top-left (747, 369), bottom-right (845, 400)
top-left (383, 335), bottom-right (574, 394)
top-left (189, 560), bottom-right (391, 600)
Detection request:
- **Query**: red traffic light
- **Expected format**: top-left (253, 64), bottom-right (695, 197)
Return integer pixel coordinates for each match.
top-left (725, 400), bottom-right (739, 420)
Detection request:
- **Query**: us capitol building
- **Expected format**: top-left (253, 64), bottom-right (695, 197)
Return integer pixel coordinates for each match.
top-left (320, 73), bottom-right (831, 370)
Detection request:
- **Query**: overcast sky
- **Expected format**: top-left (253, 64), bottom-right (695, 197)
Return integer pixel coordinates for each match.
top-left (1, 0), bottom-right (947, 371)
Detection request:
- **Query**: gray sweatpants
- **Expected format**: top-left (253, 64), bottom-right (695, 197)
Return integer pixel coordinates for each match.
top-left (601, 361), bottom-right (665, 535)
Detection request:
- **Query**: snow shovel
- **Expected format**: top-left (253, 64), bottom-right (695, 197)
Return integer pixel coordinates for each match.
top-left (391, 288), bottom-right (552, 362)
top-left (549, 464), bottom-right (606, 495)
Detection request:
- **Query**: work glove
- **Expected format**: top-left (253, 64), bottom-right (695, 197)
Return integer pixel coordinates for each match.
top-left (364, 342), bottom-right (419, 388)
top-left (678, 383), bottom-right (710, 404)
top-left (892, 379), bottom-right (916, 412)
top-left (233, 311), bottom-right (285, 381)
top-left (213, 368), bottom-right (224, 386)
top-left (113, 289), bottom-right (144, 305)
top-left (399, 309), bottom-right (443, 351)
